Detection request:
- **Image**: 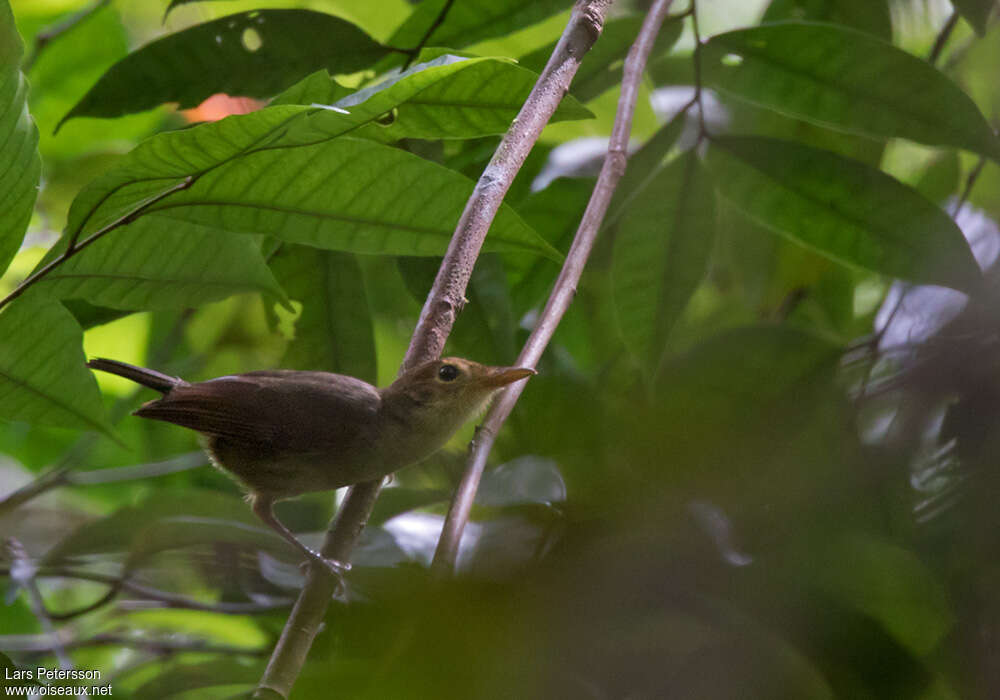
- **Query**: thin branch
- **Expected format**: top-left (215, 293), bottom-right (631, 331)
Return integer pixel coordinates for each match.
top-left (952, 155), bottom-right (987, 218)
top-left (24, 0), bottom-right (110, 71)
top-left (0, 565), bottom-right (288, 618)
top-left (1, 632), bottom-right (267, 657)
top-left (401, 0), bottom-right (456, 70)
top-left (928, 9), bottom-right (960, 66)
top-left (0, 176), bottom-right (194, 313)
top-left (253, 2), bottom-right (614, 697)
top-left (432, 0), bottom-right (680, 576)
top-left (0, 452), bottom-right (204, 519)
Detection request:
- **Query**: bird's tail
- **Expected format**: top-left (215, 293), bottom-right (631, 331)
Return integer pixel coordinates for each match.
top-left (87, 358), bottom-right (182, 394)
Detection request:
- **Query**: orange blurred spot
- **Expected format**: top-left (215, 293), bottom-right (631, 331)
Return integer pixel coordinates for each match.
top-left (182, 94), bottom-right (266, 122)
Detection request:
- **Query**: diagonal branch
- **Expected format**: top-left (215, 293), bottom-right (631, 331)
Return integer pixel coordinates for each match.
top-left (432, 0), bottom-right (680, 575)
top-left (253, 2), bottom-right (613, 697)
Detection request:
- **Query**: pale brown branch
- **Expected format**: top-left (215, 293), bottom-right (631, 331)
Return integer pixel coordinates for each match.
top-left (253, 2), bottom-right (614, 697)
top-left (432, 0), bottom-right (680, 576)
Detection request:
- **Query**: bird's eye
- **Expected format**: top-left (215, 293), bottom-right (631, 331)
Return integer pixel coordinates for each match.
top-left (438, 364), bottom-right (460, 382)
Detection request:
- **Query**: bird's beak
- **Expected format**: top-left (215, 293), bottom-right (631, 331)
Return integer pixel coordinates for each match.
top-left (479, 366), bottom-right (536, 388)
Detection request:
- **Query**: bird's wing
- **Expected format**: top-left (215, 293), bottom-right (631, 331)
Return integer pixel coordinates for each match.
top-left (134, 372), bottom-right (381, 450)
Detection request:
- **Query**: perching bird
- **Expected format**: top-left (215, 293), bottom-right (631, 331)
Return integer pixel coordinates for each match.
top-left (87, 357), bottom-right (535, 574)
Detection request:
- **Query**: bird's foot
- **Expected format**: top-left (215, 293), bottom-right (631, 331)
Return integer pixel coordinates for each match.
top-left (299, 552), bottom-right (351, 579)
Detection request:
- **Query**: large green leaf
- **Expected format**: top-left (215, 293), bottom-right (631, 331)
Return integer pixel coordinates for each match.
top-left (613, 152), bottom-right (716, 375)
top-left (701, 22), bottom-right (1000, 160)
top-left (32, 218), bottom-right (287, 310)
top-left (276, 55), bottom-right (592, 141)
top-left (0, 0), bottom-right (41, 276)
top-left (135, 136), bottom-right (557, 258)
top-left (0, 296), bottom-right (110, 433)
top-left (390, 0), bottom-right (571, 51)
top-left (59, 9), bottom-right (392, 126)
top-left (704, 136), bottom-right (980, 291)
top-left (761, 0), bottom-right (892, 38)
top-left (270, 245), bottom-right (376, 381)
top-left (952, 0), bottom-right (994, 36)
top-left (61, 89), bottom-right (557, 262)
top-left (131, 659), bottom-right (263, 700)
top-left (518, 14), bottom-right (684, 102)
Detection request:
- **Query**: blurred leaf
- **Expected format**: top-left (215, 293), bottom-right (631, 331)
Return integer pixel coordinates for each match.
top-left (701, 23), bottom-right (1000, 160)
top-left (60, 10), bottom-right (391, 126)
top-left (654, 324), bottom-right (842, 434)
top-left (276, 55), bottom-right (591, 141)
top-left (0, 0), bottom-right (40, 276)
top-left (62, 299), bottom-right (133, 330)
top-left (477, 456), bottom-right (566, 507)
top-left (606, 108), bottom-right (687, 227)
top-left (914, 151), bottom-right (961, 205)
top-left (800, 533), bottom-right (953, 656)
top-left (270, 245), bottom-right (376, 381)
top-left (369, 487), bottom-right (449, 526)
top-left (125, 515), bottom-right (291, 569)
top-left (704, 136), bottom-right (980, 291)
top-left (63, 106), bottom-right (558, 262)
top-left (952, 0), bottom-right (994, 36)
top-left (519, 14), bottom-right (684, 102)
top-left (0, 296), bottom-right (110, 433)
top-left (43, 490), bottom-right (260, 564)
top-left (511, 177), bottom-right (593, 312)
top-left (32, 218), bottom-right (287, 310)
top-left (390, 0), bottom-right (571, 50)
top-left (761, 0), bottom-right (892, 38)
top-left (131, 659), bottom-right (262, 699)
top-left (613, 152), bottom-right (716, 374)
top-left (0, 651), bottom-right (38, 689)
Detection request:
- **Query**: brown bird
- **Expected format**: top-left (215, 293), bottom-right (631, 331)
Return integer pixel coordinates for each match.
top-left (87, 357), bottom-right (535, 574)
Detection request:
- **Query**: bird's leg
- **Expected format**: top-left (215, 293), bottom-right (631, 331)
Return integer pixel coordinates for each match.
top-left (251, 494), bottom-right (351, 579)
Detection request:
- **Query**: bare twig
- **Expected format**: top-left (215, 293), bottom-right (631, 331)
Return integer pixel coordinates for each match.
top-left (401, 0), bottom-right (457, 70)
top-left (253, 2), bottom-right (614, 697)
top-left (928, 9), bottom-right (960, 66)
top-left (25, 0), bottom-right (110, 71)
top-left (952, 155), bottom-right (988, 217)
top-left (0, 565), bottom-right (289, 617)
top-left (1, 632), bottom-right (267, 657)
top-left (0, 452), bottom-right (204, 518)
top-left (432, 0), bottom-right (679, 576)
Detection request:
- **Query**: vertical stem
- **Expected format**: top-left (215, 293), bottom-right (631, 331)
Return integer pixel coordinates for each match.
top-left (254, 3), bottom-right (614, 696)
top-left (431, 0), bottom-right (679, 576)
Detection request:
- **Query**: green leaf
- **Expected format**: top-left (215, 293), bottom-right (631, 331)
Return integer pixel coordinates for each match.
top-left (0, 296), bottom-right (110, 433)
top-left (0, 0), bottom-right (41, 276)
top-left (952, 0), bottom-right (994, 36)
top-left (63, 104), bottom-right (557, 262)
top-left (799, 533), bottom-right (953, 656)
top-left (32, 218), bottom-right (287, 310)
top-left (613, 152), bottom-right (716, 374)
top-left (390, 0), bottom-right (571, 50)
top-left (701, 22), bottom-right (1000, 160)
top-left (913, 151), bottom-right (960, 205)
top-left (277, 55), bottom-right (592, 141)
top-left (519, 14), bottom-right (684, 102)
top-left (761, 0), bottom-right (892, 38)
top-left (270, 245), bottom-right (376, 381)
top-left (131, 659), bottom-right (262, 700)
top-left (124, 515), bottom-right (291, 569)
top-left (606, 108), bottom-right (687, 227)
top-left (59, 9), bottom-right (392, 126)
top-left (704, 136), bottom-right (980, 291)
top-left (43, 490), bottom-right (267, 565)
